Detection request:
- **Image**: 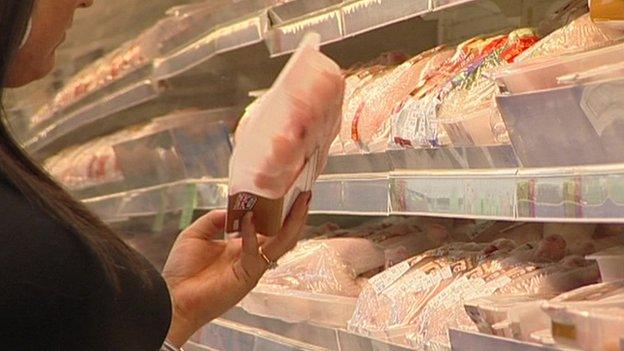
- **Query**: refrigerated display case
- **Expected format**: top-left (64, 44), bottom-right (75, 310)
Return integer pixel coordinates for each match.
top-left (13, 0), bottom-right (624, 350)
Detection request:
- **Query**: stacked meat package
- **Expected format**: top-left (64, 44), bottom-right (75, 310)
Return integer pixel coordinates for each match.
top-left (241, 218), bottom-right (624, 349)
top-left (318, 6), bottom-right (624, 155)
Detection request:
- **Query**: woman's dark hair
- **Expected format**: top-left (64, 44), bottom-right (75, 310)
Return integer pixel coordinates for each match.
top-left (0, 1), bottom-right (148, 290)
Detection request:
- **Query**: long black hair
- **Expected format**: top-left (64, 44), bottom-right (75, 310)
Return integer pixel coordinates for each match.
top-left (0, 1), bottom-right (148, 290)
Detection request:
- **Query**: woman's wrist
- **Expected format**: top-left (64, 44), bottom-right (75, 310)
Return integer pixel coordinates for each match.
top-left (166, 302), bottom-right (197, 348)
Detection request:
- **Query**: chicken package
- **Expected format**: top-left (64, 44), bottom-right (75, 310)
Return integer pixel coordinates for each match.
top-left (339, 66), bottom-right (394, 154)
top-left (346, 47), bottom-right (454, 153)
top-left (226, 33), bottom-right (344, 236)
top-left (517, 13), bottom-right (623, 63)
top-left (44, 123), bottom-right (155, 190)
top-left (336, 53), bottom-right (408, 154)
top-left (347, 241), bottom-right (494, 339)
top-left (257, 237), bottom-right (386, 297)
top-left (392, 36), bottom-right (502, 148)
top-left (435, 28), bottom-right (540, 146)
top-left (410, 238), bottom-right (599, 349)
top-left (493, 14), bottom-right (624, 94)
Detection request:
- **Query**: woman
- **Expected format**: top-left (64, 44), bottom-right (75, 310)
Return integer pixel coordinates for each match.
top-left (0, 0), bottom-right (342, 350)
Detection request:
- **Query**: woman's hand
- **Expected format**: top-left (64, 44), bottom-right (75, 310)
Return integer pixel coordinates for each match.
top-left (162, 191), bottom-right (311, 347)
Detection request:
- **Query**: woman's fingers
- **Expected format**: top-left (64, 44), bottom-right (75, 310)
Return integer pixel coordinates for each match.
top-left (263, 191), bottom-right (311, 261)
top-left (182, 210), bottom-right (226, 241)
top-left (233, 213), bottom-right (266, 287)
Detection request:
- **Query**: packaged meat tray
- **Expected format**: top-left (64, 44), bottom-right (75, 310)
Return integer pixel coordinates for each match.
top-left (493, 41), bottom-right (624, 94)
top-left (435, 28), bottom-right (540, 146)
top-left (515, 13), bottom-right (624, 63)
top-left (44, 109), bottom-right (233, 194)
top-left (226, 33), bottom-right (344, 237)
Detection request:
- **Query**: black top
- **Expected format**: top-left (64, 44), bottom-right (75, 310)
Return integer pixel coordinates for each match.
top-left (0, 171), bottom-right (172, 350)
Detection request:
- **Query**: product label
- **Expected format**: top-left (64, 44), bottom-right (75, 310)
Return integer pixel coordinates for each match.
top-left (226, 192), bottom-right (284, 237)
top-left (370, 260), bottom-right (412, 293)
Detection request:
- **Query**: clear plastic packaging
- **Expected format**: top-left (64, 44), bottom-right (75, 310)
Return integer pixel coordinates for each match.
top-left (226, 33), bottom-right (343, 236)
top-left (493, 42), bottom-right (624, 94)
top-left (346, 47), bottom-right (452, 153)
top-left (586, 246), bottom-right (624, 282)
top-left (347, 243), bottom-right (490, 341)
top-left (258, 238), bottom-right (385, 298)
top-left (436, 29), bottom-right (540, 146)
top-left (516, 13), bottom-right (624, 63)
top-left (392, 35), bottom-right (512, 148)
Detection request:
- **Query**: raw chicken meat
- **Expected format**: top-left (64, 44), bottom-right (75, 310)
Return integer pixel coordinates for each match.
top-left (349, 47), bottom-right (453, 152)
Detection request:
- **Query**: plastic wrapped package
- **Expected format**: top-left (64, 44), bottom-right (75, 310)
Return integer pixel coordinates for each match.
top-left (257, 238), bottom-right (385, 297)
top-left (347, 242), bottom-right (493, 341)
top-left (335, 50), bottom-right (409, 154)
top-left (44, 123), bottom-right (155, 191)
top-left (409, 243), bottom-right (600, 349)
top-left (346, 47), bottom-right (453, 153)
top-left (435, 29), bottom-right (540, 146)
top-left (226, 33), bottom-right (344, 237)
top-left (392, 36), bottom-right (504, 148)
top-left (516, 13), bottom-right (624, 63)
top-left (339, 66), bottom-right (394, 154)
top-left (493, 42), bottom-right (624, 94)
top-left (31, 36), bottom-right (156, 128)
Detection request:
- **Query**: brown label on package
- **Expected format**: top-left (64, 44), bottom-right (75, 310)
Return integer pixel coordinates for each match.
top-left (226, 192), bottom-right (284, 237)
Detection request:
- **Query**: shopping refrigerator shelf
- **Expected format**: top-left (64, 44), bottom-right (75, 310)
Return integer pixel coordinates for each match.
top-left (25, 10), bottom-right (271, 161)
top-left (448, 329), bottom-right (589, 351)
top-left (25, 79), bottom-right (164, 159)
top-left (191, 306), bottom-right (415, 351)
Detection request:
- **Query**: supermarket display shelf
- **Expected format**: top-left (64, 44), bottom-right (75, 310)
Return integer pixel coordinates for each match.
top-left (81, 151), bottom-right (624, 225)
top-left (25, 79), bottom-right (164, 159)
top-left (27, 0), bottom-right (522, 158)
top-left (24, 11), bottom-right (269, 160)
top-left (266, 0), bottom-right (495, 56)
top-left (448, 329), bottom-right (566, 351)
top-left (191, 306), bottom-right (415, 351)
